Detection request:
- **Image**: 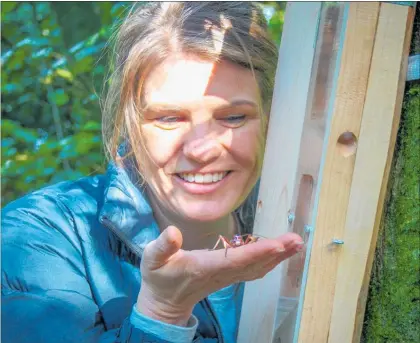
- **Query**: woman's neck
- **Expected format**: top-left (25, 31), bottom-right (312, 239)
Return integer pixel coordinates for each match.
top-left (146, 188), bottom-right (238, 251)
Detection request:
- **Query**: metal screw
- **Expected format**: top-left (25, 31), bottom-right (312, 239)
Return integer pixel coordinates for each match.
top-left (288, 212), bottom-right (295, 223)
top-left (304, 225), bottom-right (313, 233)
top-left (332, 239), bottom-right (344, 245)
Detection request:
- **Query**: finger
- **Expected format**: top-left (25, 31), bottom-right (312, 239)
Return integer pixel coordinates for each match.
top-left (242, 254), bottom-right (285, 282)
top-left (235, 244), bottom-right (302, 283)
top-left (202, 241), bottom-right (280, 277)
top-left (199, 232), bottom-right (305, 278)
top-left (224, 232), bottom-right (304, 266)
top-left (228, 254), bottom-right (280, 283)
top-left (143, 226), bottom-right (183, 270)
top-left (274, 232), bottom-right (305, 252)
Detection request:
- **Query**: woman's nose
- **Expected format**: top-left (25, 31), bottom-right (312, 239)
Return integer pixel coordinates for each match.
top-left (183, 136), bottom-right (223, 164)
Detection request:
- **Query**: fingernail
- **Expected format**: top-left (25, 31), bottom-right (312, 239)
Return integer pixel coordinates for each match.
top-left (277, 247), bottom-right (286, 253)
top-left (296, 244), bottom-right (305, 252)
top-left (296, 241), bottom-right (305, 245)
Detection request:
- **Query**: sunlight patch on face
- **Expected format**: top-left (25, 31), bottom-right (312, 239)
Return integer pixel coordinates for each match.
top-left (204, 14), bottom-right (232, 55)
top-left (146, 58), bottom-right (215, 104)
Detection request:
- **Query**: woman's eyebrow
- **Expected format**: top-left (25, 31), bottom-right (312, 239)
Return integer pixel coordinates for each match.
top-left (144, 100), bottom-right (257, 112)
top-left (144, 103), bottom-right (186, 113)
top-left (216, 100), bottom-right (258, 110)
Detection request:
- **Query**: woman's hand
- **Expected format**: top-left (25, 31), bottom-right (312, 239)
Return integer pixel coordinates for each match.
top-left (136, 226), bottom-right (304, 326)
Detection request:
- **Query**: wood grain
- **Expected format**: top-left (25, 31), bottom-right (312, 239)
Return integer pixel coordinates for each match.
top-left (237, 3), bottom-right (322, 343)
top-left (297, 3), bottom-right (381, 342)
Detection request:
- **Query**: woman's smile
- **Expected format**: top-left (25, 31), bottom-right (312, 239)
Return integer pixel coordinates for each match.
top-left (172, 170), bottom-right (233, 195)
top-left (177, 171), bottom-right (229, 184)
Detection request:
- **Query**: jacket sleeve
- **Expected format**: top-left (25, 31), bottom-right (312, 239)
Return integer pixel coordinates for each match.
top-left (1, 192), bottom-right (198, 343)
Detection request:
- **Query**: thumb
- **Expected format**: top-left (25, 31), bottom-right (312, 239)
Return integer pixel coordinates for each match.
top-left (143, 226), bottom-right (183, 270)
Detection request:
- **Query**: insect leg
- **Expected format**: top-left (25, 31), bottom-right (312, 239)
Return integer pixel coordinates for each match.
top-left (212, 236), bottom-right (223, 250)
top-left (220, 236), bottom-right (233, 257)
top-left (243, 234), bottom-right (252, 244)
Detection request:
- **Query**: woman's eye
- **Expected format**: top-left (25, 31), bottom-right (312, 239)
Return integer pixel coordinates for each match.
top-left (157, 116), bottom-right (181, 123)
top-left (154, 116), bottom-right (183, 129)
top-left (220, 114), bottom-right (247, 127)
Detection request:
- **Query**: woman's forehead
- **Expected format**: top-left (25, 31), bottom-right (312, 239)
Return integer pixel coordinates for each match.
top-left (143, 55), bottom-right (259, 107)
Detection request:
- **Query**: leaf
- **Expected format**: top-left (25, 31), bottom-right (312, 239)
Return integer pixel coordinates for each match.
top-left (86, 33), bottom-right (100, 46)
top-left (2, 83), bottom-right (23, 94)
top-left (83, 121), bottom-right (101, 131)
top-left (32, 47), bottom-right (53, 59)
top-left (42, 167), bottom-right (56, 176)
top-left (1, 138), bottom-right (16, 148)
top-left (268, 10), bottom-right (284, 46)
top-left (111, 2), bottom-right (129, 18)
top-left (7, 49), bottom-right (26, 70)
top-left (74, 44), bottom-right (104, 61)
top-left (16, 37), bottom-right (49, 48)
top-left (1, 2), bottom-right (18, 14)
top-left (17, 93), bottom-right (35, 105)
top-left (3, 147), bottom-right (17, 158)
top-left (35, 2), bottom-right (50, 21)
top-left (51, 88), bottom-right (70, 106)
top-left (72, 55), bottom-right (94, 75)
top-left (40, 74), bottom-right (53, 85)
top-left (1, 50), bottom-right (13, 65)
top-left (55, 68), bottom-right (74, 82)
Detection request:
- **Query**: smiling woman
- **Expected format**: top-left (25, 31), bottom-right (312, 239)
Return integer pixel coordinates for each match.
top-left (1, 2), bottom-right (304, 343)
top-left (141, 56), bottom-right (261, 225)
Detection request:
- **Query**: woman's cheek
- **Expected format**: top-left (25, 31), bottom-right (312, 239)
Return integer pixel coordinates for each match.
top-left (231, 124), bottom-right (261, 166)
top-left (142, 126), bottom-right (184, 165)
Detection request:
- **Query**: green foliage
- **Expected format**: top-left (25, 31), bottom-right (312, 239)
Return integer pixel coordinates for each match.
top-left (362, 85), bottom-right (420, 342)
top-left (262, 2), bottom-right (286, 46)
top-left (1, 2), bottom-right (130, 205)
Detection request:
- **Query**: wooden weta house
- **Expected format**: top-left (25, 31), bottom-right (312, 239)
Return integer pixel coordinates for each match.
top-left (237, 2), bottom-right (416, 343)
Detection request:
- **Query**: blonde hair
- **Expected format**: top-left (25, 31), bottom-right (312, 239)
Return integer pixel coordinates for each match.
top-left (101, 1), bottom-right (278, 184)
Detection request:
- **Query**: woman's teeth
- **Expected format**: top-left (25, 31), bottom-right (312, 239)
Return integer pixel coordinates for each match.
top-left (178, 172), bottom-right (228, 183)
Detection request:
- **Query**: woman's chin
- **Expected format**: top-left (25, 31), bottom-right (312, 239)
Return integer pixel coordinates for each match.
top-left (184, 210), bottom-right (226, 222)
top-left (177, 202), bottom-right (232, 222)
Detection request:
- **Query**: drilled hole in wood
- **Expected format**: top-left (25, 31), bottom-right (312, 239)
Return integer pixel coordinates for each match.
top-left (337, 131), bottom-right (357, 157)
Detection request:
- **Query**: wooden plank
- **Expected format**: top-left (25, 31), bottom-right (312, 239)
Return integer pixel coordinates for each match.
top-left (297, 3), bottom-right (381, 342)
top-left (328, 4), bottom-right (414, 343)
top-left (237, 3), bottom-right (322, 343)
top-left (352, 7), bottom-right (415, 341)
top-left (281, 5), bottom-right (349, 342)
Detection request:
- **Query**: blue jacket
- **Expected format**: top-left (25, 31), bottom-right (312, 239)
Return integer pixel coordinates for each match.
top-left (1, 162), bottom-right (252, 343)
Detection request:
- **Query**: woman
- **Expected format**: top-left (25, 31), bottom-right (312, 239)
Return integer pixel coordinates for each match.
top-left (2, 2), bottom-right (303, 343)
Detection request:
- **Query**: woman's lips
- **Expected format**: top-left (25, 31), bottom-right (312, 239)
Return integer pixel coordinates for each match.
top-left (172, 171), bottom-right (232, 195)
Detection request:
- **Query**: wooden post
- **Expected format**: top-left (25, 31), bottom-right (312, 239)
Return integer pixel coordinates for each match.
top-left (237, 3), bottom-right (322, 343)
top-left (297, 2), bottom-right (381, 341)
top-left (328, 3), bottom-right (415, 342)
top-left (299, 3), bottom-right (414, 343)
top-left (237, 2), bottom-right (415, 343)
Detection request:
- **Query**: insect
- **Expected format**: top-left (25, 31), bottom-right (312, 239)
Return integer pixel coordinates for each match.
top-left (212, 234), bottom-right (260, 257)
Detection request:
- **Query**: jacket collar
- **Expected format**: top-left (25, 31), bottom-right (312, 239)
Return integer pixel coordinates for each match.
top-left (98, 160), bottom-right (160, 257)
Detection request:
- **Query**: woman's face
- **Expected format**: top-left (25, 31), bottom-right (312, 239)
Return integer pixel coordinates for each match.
top-left (141, 54), bottom-right (262, 222)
